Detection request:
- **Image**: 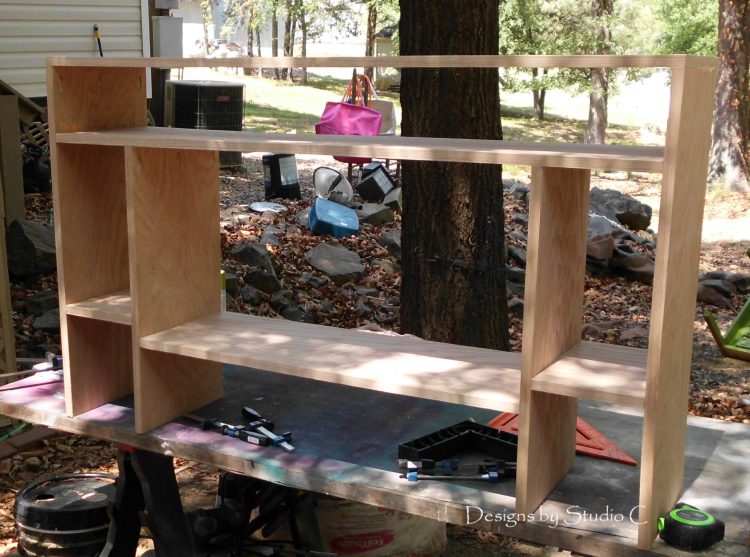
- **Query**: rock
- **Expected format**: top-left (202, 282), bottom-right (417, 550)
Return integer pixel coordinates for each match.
top-left (620, 326), bottom-right (649, 341)
top-left (244, 268), bottom-right (282, 294)
top-left (33, 309), bottom-right (60, 332)
top-left (378, 230), bottom-right (402, 261)
top-left (240, 285), bottom-right (264, 305)
top-left (296, 208), bottom-right (310, 227)
top-left (703, 271), bottom-right (750, 294)
top-left (510, 230), bottom-right (526, 243)
top-left (222, 272), bottom-right (239, 297)
top-left (698, 279), bottom-right (735, 299)
top-left (507, 245), bottom-right (527, 267)
top-left (6, 219), bottom-right (56, 277)
top-left (318, 300), bottom-right (334, 312)
top-left (610, 244), bottom-right (655, 284)
top-left (587, 233), bottom-right (615, 261)
top-left (588, 214), bottom-right (617, 237)
top-left (354, 286), bottom-right (379, 297)
top-left (219, 206), bottom-right (252, 226)
top-left (301, 272), bottom-right (328, 289)
top-left (305, 242), bottom-right (364, 285)
top-left (260, 225), bottom-right (283, 247)
top-left (355, 204), bottom-right (395, 226)
top-left (356, 300), bottom-right (372, 317)
top-left (230, 243), bottom-right (274, 273)
top-left (372, 258), bottom-right (400, 275)
top-left (24, 291), bottom-right (59, 316)
top-left (589, 188), bottom-right (652, 230)
top-left (506, 267), bottom-right (525, 283)
top-left (581, 319), bottom-right (623, 340)
top-left (383, 187), bottom-right (403, 214)
top-left (508, 297), bottom-right (524, 316)
top-left (506, 281), bottom-right (525, 297)
top-left (740, 396), bottom-right (750, 408)
top-left (509, 183), bottom-right (529, 203)
top-left (270, 290), bottom-right (294, 310)
top-left (697, 284), bottom-right (733, 308)
top-left (511, 212), bottom-right (528, 226)
top-left (382, 304), bottom-right (399, 314)
top-left (281, 305), bottom-right (315, 323)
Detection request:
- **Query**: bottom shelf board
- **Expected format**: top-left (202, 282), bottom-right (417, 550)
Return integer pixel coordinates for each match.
top-left (531, 341), bottom-right (648, 407)
top-left (65, 291), bottom-right (132, 325)
top-left (139, 311), bottom-right (523, 412)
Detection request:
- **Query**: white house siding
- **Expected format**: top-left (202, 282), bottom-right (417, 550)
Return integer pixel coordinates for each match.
top-left (0, 0), bottom-right (148, 97)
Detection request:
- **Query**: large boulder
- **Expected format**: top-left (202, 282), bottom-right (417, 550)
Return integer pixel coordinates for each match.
top-left (378, 230), bottom-right (401, 261)
top-left (305, 242), bottom-right (364, 285)
top-left (589, 188), bottom-right (652, 230)
top-left (6, 219), bottom-right (56, 278)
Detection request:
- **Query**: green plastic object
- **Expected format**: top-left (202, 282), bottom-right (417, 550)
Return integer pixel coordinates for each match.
top-left (704, 298), bottom-right (750, 362)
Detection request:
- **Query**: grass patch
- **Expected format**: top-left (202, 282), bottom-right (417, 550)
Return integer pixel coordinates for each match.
top-left (244, 103), bottom-right (321, 133)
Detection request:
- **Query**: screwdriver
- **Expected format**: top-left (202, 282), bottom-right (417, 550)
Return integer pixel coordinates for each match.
top-left (401, 469), bottom-right (501, 483)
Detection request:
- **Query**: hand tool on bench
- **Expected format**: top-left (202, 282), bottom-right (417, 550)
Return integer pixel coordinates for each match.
top-left (402, 469), bottom-right (502, 483)
top-left (398, 457), bottom-right (517, 474)
top-left (242, 406), bottom-right (296, 453)
top-left (184, 414), bottom-right (274, 447)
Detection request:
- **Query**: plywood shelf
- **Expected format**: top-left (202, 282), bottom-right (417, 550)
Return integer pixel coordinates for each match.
top-left (139, 311), bottom-right (523, 412)
top-left (531, 341), bottom-right (648, 407)
top-left (66, 291), bottom-right (132, 325)
top-left (56, 127), bottom-right (666, 173)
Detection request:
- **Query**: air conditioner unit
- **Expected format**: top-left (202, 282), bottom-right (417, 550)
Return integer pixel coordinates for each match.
top-left (164, 80), bottom-right (245, 165)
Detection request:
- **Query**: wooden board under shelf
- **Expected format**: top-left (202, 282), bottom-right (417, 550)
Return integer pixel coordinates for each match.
top-left (66, 291), bottom-right (132, 325)
top-left (531, 341), bottom-right (648, 407)
top-left (139, 311), bottom-right (524, 412)
top-left (56, 127), bottom-right (666, 173)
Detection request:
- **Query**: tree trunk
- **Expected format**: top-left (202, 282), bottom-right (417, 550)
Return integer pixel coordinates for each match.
top-left (200, 0), bottom-right (213, 55)
top-left (708, 0), bottom-right (750, 192)
top-left (586, 0), bottom-right (613, 144)
top-left (531, 68), bottom-right (547, 120)
top-left (281, 0), bottom-right (293, 80)
top-left (244, 7), bottom-right (255, 77)
top-left (365, 4), bottom-right (378, 81)
top-left (399, 0), bottom-right (509, 350)
top-left (256, 26), bottom-right (262, 57)
top-left (300, 6), bottom-right (308, 85)
top-left (286, 0), bottom-right (300, 82)
top-left (271, 1), bottom-right (280, 79)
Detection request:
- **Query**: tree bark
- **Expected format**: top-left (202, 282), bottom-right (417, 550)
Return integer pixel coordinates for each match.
top-left (282, 0), bottom-right (293, 80)
top-left (399, 0), bottom-right (509, 350)
top-left (531, 68), bottom-right (547, 120)
top-left (244, 6), bottom-right (256, 77)
top-left (300, 5), bottom-right (308, 85)
top-left (708, 0), bottom-right (750, 192)
top-left (586, 0), bottom-right (613, 144)
top-left (200, 0), bottom-right (213, 55)
top-left (365, 4), bottom-right (378, 81)
top-left (271, 0), bottom-right (280, 79)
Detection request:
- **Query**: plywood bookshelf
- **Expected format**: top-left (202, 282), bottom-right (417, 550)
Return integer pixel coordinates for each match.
top-left (47, 54), bottom-right (717, 550)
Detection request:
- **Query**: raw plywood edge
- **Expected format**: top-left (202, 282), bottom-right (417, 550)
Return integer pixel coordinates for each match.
top-left (46, 54), bottom-right (719, 69)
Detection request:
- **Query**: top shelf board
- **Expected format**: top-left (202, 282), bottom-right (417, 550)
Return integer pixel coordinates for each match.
top-left (47, 54), bottom-right (719, 70)
top-left (57, 127), bottom-right (665, 173)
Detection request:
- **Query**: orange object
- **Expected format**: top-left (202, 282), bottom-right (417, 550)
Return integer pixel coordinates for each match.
top-left (488, 413), bottom-right (638, 466)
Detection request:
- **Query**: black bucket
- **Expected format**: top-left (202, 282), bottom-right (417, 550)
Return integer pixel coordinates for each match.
top-left (262, 154), bottom-right (301, 200)
top-left (15, 473), bottom-right (116, 557)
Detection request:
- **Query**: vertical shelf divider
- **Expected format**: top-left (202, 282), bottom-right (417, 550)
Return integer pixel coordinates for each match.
top-left (516, 167), bottom-right (591, 515)
top-left (637, 64), bottom-right (718, 548)
top-left (124, 147), bottom-right (223, 434)
top-left (47, 64), bottom-right (147, 416)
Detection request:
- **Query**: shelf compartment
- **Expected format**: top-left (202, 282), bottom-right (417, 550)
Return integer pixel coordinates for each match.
top-left (56, 127), bottom-right (665, 173)
top-left (66, 291), bottom-right (132, 325)
top-left (531, 341), bottom-right (648, 407)
top-left (139, 311), bottom-right (523, 412)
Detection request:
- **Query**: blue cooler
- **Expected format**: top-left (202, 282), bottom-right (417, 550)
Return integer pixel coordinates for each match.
top-left (308, 198), bottom-right (359, 238)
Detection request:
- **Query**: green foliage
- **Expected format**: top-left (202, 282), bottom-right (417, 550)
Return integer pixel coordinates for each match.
top-left (657, 0), bottom-right (718, 56)
top-left (498, 0), bottom-right (661, 96)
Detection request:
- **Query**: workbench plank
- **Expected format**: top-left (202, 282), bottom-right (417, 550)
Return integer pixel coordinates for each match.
top-left (56, 128), bottom-right (665, 173)
top-left (65, 290), bottom-right (132, 325)
top-left (531, 341), bottom-right (648, 407)
top-left (46, 54), bottom-right (719, 69)
top-left (140, 311), bottom-right (523, 413)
